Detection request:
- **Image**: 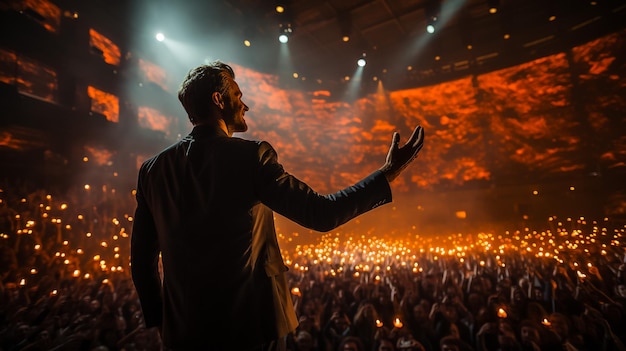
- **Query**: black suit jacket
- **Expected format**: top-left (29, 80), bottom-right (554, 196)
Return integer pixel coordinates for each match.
top-left (131, 125), bottom-right (392, 350)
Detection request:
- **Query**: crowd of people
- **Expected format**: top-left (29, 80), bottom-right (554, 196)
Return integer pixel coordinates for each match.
top-left (0, 181), bottom-right (625, 351)
top-left (0, 182), bottom-right (161, 350)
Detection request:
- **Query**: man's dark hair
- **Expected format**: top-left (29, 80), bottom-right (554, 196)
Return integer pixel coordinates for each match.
top-left (177, 61), bottom-right (235, 124)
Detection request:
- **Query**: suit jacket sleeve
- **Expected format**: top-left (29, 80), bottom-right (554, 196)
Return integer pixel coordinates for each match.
top-left (253, 141), bottom-right (392, 232)
top-left (130, 160), bottom-right (163, 328)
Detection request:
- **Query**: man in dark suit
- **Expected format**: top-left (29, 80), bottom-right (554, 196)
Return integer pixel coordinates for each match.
top-left (130, 61), bottom-right (425, 350)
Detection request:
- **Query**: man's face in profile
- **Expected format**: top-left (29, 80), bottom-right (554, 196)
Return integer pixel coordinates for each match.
top-left (222, 78), bottom-right (248, 133)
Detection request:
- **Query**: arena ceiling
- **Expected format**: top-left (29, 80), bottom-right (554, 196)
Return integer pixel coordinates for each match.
top-left (211, 0), bottom-right (626, 91)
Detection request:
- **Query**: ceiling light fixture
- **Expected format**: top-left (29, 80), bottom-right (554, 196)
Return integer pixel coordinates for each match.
top-left (487, 0), bottom-right (499, 14)
top-left (278, 23), bottom-right (292, 43)
top-left (357, 53), bottom-right (367, 67)
top-left (425, 0), bottom-right (441, 34)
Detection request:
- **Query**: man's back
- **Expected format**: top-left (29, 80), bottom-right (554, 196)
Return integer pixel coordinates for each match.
top-left (131, 61), bottom-right (424, 351)
top-left (132, 125), bottom-right (394, 349)
top-left (134, 126), bottom-right (271, 348)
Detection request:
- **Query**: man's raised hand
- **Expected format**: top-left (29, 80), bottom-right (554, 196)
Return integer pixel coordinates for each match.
top-left (380, 126), bottom-right (425, 182)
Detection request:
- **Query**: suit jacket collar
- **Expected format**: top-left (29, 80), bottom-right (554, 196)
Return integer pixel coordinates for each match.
top-left (190, 124), bottom-right (229, 139)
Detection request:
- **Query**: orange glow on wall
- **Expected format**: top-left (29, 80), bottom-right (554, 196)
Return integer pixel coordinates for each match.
top-left (8, 0), bottom-right (61, 32)
top-left (17, 56), bottom-right (58, 102)
top-left (0, 131), bottom-right (19, 150)
top-left (89, 28), bottom-right (121, 66)
top-left (0, 49), bottom-right (18, 85)
top-left (138, 106), bottom-right (174, 136)
top-left (136, 154), bottom-right (153, 171)
top-left (0, 126), bottom-right (48, 151)
top-left (87, 86), bottom-right (119, 123)
top-left (138, 59), bottom-right (170, 92)
top-left (84, 146), bottom-right (113, 166)
top-left (0, 48), bottom-right (57, 102)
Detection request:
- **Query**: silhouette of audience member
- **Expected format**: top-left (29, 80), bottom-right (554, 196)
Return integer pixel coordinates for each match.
top-left (518, 320), bottom-right (541, 351)
top-left (352, 302), bottom-right (381, 351)
top-left (396, 334), bottom-right (427, 351)
top-left (324, 312), bottom-right (353, 351)
top-left (375, 337), bottom-right (396, 351)
top-left (339, 335), bottom-right (366, 351)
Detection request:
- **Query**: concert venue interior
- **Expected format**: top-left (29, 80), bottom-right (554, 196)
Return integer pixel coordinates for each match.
top-left (0, 0), bottom-right (625, 349)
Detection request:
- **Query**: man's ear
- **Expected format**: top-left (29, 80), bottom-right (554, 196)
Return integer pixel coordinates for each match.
top-left (211, 92), bottom-right (224, 109)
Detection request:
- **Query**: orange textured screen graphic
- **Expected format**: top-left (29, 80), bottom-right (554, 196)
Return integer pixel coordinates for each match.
top-left (0, 48), bottom-right (57, 102)
top-left (87, 86), bottom-right (119, 123)
top-left (12, 0), bottom-right (61, 32)
top-left (84, 145), bottom-right (114, 166)
top-left (138, 58), bottom-right (170, 92)
top-left (138, 106), bottom-right (173, 136)
top-left (89, 29), bottom-right (121, 66)
top-left (227, 30), bottom-right (625, 196)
